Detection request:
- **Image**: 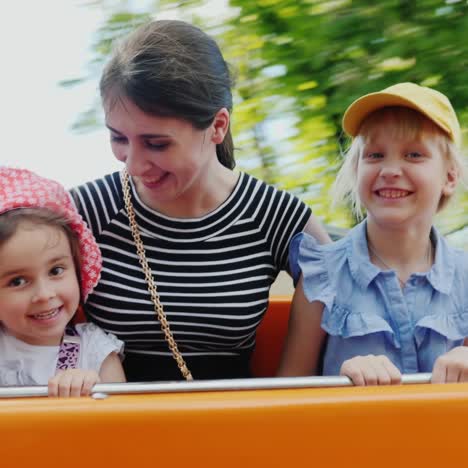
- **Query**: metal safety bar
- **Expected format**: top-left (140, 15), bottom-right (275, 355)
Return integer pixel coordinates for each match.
top-left (0, 373), bottom-right (432, 399)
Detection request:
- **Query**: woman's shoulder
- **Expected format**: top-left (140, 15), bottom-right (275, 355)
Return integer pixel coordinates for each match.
top-left (71, 171), bottom-right (122, 200)
top-left (240, 172), bottom-right (312, 228)
top-left (242, 172), bottom-right (306, 203)
top-left (69, 172), bottom-right (124, 233)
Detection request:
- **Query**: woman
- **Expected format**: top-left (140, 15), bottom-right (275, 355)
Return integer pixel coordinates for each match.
top-left (71, 19), bottom-right (330, 381)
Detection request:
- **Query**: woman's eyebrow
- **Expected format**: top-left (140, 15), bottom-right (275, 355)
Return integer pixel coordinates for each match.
top-left (105, 124), bottom-right (123, 134)
top-left (106, 124), bottom-right (169, 138)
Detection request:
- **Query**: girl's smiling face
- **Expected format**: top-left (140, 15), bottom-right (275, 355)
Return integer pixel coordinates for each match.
top-left (0, 222), bottom-right (80, 346)
top-left (357, 121), bottom-right (457, 231)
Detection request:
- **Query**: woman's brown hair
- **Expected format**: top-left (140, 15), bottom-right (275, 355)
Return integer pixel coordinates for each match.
top-left (100, 20), bottom-right (235, 169)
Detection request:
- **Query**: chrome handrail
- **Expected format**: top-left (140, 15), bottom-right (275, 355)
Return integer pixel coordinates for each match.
top-left (0, 373), bottom-right (432, 399)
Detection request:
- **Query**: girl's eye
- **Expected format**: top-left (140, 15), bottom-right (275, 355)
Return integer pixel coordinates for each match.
top-left (8, 277), bottom-right (26, 288)
top-left (50, 266), bottom-right (65, 276)
top-left (365, 152), bottom-right (384, 160)
top-left (406, 151), bottom-right (423, 159)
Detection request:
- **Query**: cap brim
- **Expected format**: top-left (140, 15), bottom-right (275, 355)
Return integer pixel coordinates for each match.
top-left (342, 92), bottom-right (429, 137)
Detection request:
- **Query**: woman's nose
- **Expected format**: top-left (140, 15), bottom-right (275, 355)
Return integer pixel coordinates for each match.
top-left (123, 145), bottom-right (152, 177)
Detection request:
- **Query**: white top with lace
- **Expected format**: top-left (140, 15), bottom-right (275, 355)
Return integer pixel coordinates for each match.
top-left (0, 323), bottom-right (123, 386)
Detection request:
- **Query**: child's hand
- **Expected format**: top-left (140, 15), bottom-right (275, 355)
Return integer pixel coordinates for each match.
top-left (48, 369), bottom-right (100, 397)
top-left (340, 355), bottom-right (401, 386)
top-left (432, 347), bottom-right (468, 383)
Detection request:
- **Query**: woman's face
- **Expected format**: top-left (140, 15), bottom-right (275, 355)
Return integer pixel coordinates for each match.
top-left (105, 97), bottom-right (221, 215)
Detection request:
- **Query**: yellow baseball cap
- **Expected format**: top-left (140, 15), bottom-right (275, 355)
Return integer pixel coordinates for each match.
top-left (342, 82), bottom-right (461, 146)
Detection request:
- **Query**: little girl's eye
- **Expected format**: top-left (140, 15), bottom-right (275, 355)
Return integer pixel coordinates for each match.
top-left (8, 277), bottom-right (26, 288)
top-left (365, 152), bottom-right (384, 159)
top-left (406, 151), bottom-right (423, 159)
top-left (50, 266), bottom-right (65, 276)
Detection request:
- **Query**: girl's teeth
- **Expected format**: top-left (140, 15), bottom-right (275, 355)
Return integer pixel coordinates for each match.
top-left (33, 308), bottom-right (59, 320)
top-left (379, 190), bottom-right (408, 198)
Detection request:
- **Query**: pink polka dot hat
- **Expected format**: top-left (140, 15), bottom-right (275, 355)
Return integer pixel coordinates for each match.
top-left (0, 166), bottom-right (102, 300)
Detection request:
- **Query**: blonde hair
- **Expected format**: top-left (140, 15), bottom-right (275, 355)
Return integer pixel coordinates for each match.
top-left (332, 106), bottom-right (465, 219)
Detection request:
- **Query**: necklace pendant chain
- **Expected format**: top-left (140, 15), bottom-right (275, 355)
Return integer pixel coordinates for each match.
top-left (368, 239), bottom-right (432, 289)
top-left (121, 169), bottom-right (193, 381)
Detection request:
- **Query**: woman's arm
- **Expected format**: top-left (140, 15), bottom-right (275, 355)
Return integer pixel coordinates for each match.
top-left (277, 276), bottom-right (327, 377)
top-left (303, 215), bottom-right (331, 245)
top-left (99, 352), bottom-right (126, 383)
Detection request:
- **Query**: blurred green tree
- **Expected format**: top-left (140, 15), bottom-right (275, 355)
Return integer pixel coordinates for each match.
top-left (63, 0), bottom-right (468, 235)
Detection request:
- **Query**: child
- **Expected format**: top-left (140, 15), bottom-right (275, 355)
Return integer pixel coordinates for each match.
top-left (278, 82), bottom-right (468, 385)
top-left (0, 167), bottom-right (126, 396)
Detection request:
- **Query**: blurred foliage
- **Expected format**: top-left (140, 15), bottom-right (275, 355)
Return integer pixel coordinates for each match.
top-left (65, 0), bottom-right (468, 240)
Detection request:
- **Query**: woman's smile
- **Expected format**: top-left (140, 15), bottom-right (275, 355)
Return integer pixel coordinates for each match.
top-left (140, 172), bottom-right (169, 189)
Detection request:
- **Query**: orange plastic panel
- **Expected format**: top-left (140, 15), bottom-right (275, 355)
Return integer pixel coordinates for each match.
top-left (1, 383), bottom-right (468, 467)
top-left (251, 295), bottom-right (291, 376)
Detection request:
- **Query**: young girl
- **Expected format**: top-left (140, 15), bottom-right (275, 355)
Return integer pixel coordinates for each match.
top-left (0, 167), bottom-right (126, 396)
top-left (278, 82), bottom-right (468, 385)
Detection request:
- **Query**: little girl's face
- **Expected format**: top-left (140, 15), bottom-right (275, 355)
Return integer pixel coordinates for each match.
top-left (356, 126), bottom-right (457, 230)
top-left (0, 222), bottom-right (80, 346)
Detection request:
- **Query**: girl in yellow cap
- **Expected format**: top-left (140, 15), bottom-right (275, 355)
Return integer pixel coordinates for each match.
top-left (278, 83), bottom-right (468, 385)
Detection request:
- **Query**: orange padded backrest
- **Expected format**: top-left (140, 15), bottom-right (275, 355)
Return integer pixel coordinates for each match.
top-left (250, 296), bottom-right (292, 377)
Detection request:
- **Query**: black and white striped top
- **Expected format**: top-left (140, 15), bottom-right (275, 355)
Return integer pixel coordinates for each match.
top-left (71, 171), bottom-right (311, 380)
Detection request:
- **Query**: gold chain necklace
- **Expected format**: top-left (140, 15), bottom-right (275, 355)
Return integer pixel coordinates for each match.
top-left (121, 169), bottom-right (193, 381)
top-left (368, 240), bottom-right (432, 289)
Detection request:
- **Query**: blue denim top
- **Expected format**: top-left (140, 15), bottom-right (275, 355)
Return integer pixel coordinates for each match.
top-left (289, 220), bottom-right (468, 375)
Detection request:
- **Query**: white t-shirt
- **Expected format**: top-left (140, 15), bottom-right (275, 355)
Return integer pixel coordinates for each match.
top-left (0, 323), bottom-right (124, 385)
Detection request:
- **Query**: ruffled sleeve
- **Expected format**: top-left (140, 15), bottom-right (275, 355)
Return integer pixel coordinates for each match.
top-left (289, 232), bottom-right (335, 312)
top-left (414, 308), bottom-right (468, 347)
top-left (76, 323), bottom-right (124, 372)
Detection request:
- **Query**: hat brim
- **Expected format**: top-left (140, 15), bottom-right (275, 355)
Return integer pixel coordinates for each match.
top-left (342, 92), bottom-right (444, 137)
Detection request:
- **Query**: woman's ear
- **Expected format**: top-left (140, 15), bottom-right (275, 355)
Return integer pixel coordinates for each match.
top-left (442, 166), bottom-right (458, 197)
top-left (210, 108), bottom-right (230, 144)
